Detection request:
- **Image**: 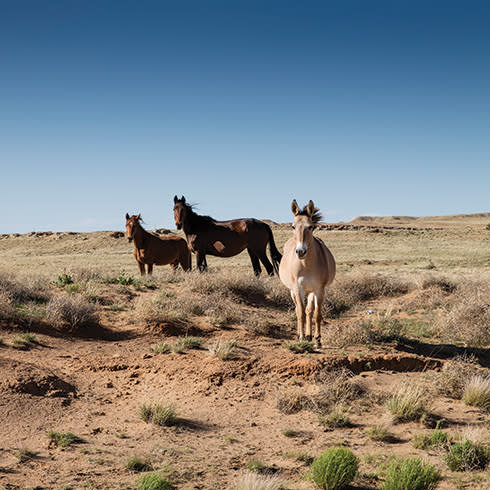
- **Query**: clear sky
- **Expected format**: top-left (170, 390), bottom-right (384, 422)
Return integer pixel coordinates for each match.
top-left (1, 1), bottom-right (489, 233)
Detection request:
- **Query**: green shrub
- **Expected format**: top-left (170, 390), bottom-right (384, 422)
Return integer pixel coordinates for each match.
top-left (48, 431), bottom-right (81, 448)
top-left (443, 439), bottom-right (490, 471)
top-left (382, 457), bottom-right (441, 490)
top-left (247, 458), bottom-right (267, 473)
top-left (174, 336), bottom-right (203, 351)
top-left (413, 429), bottom-right (450, 450)
top-left (150, 342), bottom-right (171, 354)
top-left (284, 340), bottom-right (315, 353)
top-left (139, 403), bottom-right (178, 427)
top-left (311, 447), bottom-right (358, 490)
top-left (136, 472), bottom-right (174, 490)
top-left (126, 455), bottom-right (153, 472)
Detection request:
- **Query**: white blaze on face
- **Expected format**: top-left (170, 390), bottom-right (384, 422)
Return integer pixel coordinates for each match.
top-left (296, 241), bottom-right (307, 258)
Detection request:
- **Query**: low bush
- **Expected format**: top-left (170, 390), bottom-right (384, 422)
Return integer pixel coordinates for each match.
top-left (413, 429), bottom-right (450, 450)
top-left (136, 473), bottom-right (174, 490)
top-left (443, 439), bottom-right (490, 472)
top-left (139, 403), bottom-right (178, 427)
top-left (311, 447), bottom-right (358, 490)
top-left (46, 293), bottom-right (99, 331)
top-left (382, 457), bottom-right (441, 490)
top-left (126, 455), bottom-right (153, 472)
top-left (208, 339), bottom-right (238, 360)
top-left (48, 431), bottom-right (81, 448)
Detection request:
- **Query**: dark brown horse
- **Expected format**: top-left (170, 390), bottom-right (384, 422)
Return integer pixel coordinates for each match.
top-left (173, 196), bottom-right (282, 276)
top-left (125, 213), bottom-right (191, 275)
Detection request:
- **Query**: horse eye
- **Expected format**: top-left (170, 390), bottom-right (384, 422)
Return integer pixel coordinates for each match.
top-left (291, 224), bottom-right (295, 229)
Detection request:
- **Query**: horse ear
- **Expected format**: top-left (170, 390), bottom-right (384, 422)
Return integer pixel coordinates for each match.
top-left (181, 195), bottom-right (186, 203)
top-left (136, 214), bottom-right (141, 220)
top-left (174, 195), bottom-right (178, 204)
top-left (125, 213), bottom-right (129, 220)
top-left (307, 200), bottom-right (315, 217)
top-left (291, 200), bottom-right (299, 216)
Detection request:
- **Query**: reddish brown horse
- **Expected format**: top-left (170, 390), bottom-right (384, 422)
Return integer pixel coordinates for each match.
top-left (125, 213), bottom-right (191, 275)
top-left (173, 196), bottom-right (282, 276)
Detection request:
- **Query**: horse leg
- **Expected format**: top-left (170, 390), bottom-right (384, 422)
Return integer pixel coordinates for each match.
top-left (196, 251), bottom-right (207, 272)
top-left (255, 249), bottom-right (274, 276)
top-left (170, 261), bottom-right (178, 273)
top-left (147, 263), bottom-right (153, 276)
top-left (313, 290), bottom-right (324, 348)
top-left (247, 249), bottom-right (262, 277)
top-left (291, 289), bottom-right (306, 341)
top-left (137, 261), bottom-right (145, 276)
top-left (305, 293), bottom-right (315, 342)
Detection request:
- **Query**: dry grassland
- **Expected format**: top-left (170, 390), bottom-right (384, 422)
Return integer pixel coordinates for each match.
top-left (0, 213), bottom-right (490, 489)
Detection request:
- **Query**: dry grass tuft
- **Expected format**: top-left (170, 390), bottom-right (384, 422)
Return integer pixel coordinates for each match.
top-left (46, 293), bottom-right (99, 331)
top-left (386, 382), bottom-right (430, 423)
top-left (208, 339), bottom-right (238, 360)
top-left (462, 375), bottom-right (490, 410)
top-left (230, 471), bottom-right (284, 490)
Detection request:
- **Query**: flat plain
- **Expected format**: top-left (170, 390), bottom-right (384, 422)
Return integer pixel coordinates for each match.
top-left (1, 213), bottom-right (490, 489)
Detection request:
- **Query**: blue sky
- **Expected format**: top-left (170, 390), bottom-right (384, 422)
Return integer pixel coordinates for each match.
top-left (1, 1), bottom-right (489, 233)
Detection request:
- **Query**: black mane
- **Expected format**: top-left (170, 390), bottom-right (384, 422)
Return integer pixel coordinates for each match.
top-left (298, 205), bottom-right (323, 224)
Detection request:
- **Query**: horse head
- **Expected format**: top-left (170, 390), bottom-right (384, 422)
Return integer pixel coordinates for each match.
top-left (125, 213), bottom-right (141, 242)
top-left (173, 195), bottom-right (187, 230)
top-left (291, 200), bottom-right (322, 259)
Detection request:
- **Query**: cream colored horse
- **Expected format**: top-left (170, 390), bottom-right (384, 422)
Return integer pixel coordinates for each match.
top-left (279, 200), bottom-right (336, 348)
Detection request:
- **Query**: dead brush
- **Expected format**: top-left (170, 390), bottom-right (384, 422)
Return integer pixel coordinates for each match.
top-left (313, 368), bottom-right (364, 413)
top-left (46, 293), bottom-right (99, 331)
top-left (323, 272), bottom-right (411, 318)
top-left (437, 280), bottom-right (490, 346)
top-left (0, 271), bottom-right (51, 304)
top-left (431, 355), bottom-right (482, 399)
top-left (275, 386), bottom-right (316, 415)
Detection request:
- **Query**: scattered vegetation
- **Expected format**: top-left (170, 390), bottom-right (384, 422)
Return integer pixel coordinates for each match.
top-left (366, 425), bottom-right (395, 442)
top-left (173, 336), bottom-right (203, 352)
top-left (15, 448), bottom-right (37, 462)
top-left (126, 455), bottom-right (154, 472)
top-left (382, 457), bottom-right (441, 490)
top-left (246, 459), bottom-right (267, 473)
top-left (432, 355), bottom-right (481, 399)
top-left (318, 407), bottom-right (352, 429)
top-left (311, 447), bottom-right (359, 490)
top-left (413, 429), bottom-right (451, 450)
top-left (48, 431), bottom-right (81, 448)
top-left (12, 332), bottom-right (37, 350)
top-left (150, 342), bottom-right (171, 354)
top-left (139, 403), bottom-right (178, 427)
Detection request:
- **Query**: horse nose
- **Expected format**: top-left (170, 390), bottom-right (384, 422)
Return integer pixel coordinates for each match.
top-left (127, 237), bottom-right (133, 243)
top-left (296, 244), bottom-right (307, 259)
top-left (176, 222), bottom-right (182, 230)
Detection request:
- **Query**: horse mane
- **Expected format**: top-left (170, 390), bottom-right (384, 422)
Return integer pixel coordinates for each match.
top-left (298, 205), bottom-right (323, 224)
top-left (183, 203), bottom-right (217, 227)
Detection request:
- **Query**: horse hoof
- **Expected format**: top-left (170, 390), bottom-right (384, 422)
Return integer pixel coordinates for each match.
top-left (314, 342), bottom-right (322, 349)
top-left (305, 335), bottom-right (312, 342)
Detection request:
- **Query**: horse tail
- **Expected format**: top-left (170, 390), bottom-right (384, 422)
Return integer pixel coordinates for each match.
top-left (265, 224), bottom-right (282, 275)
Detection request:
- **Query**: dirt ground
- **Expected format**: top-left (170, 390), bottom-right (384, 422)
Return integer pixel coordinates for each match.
top-left (1, 216), bottom-right (490, 489)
